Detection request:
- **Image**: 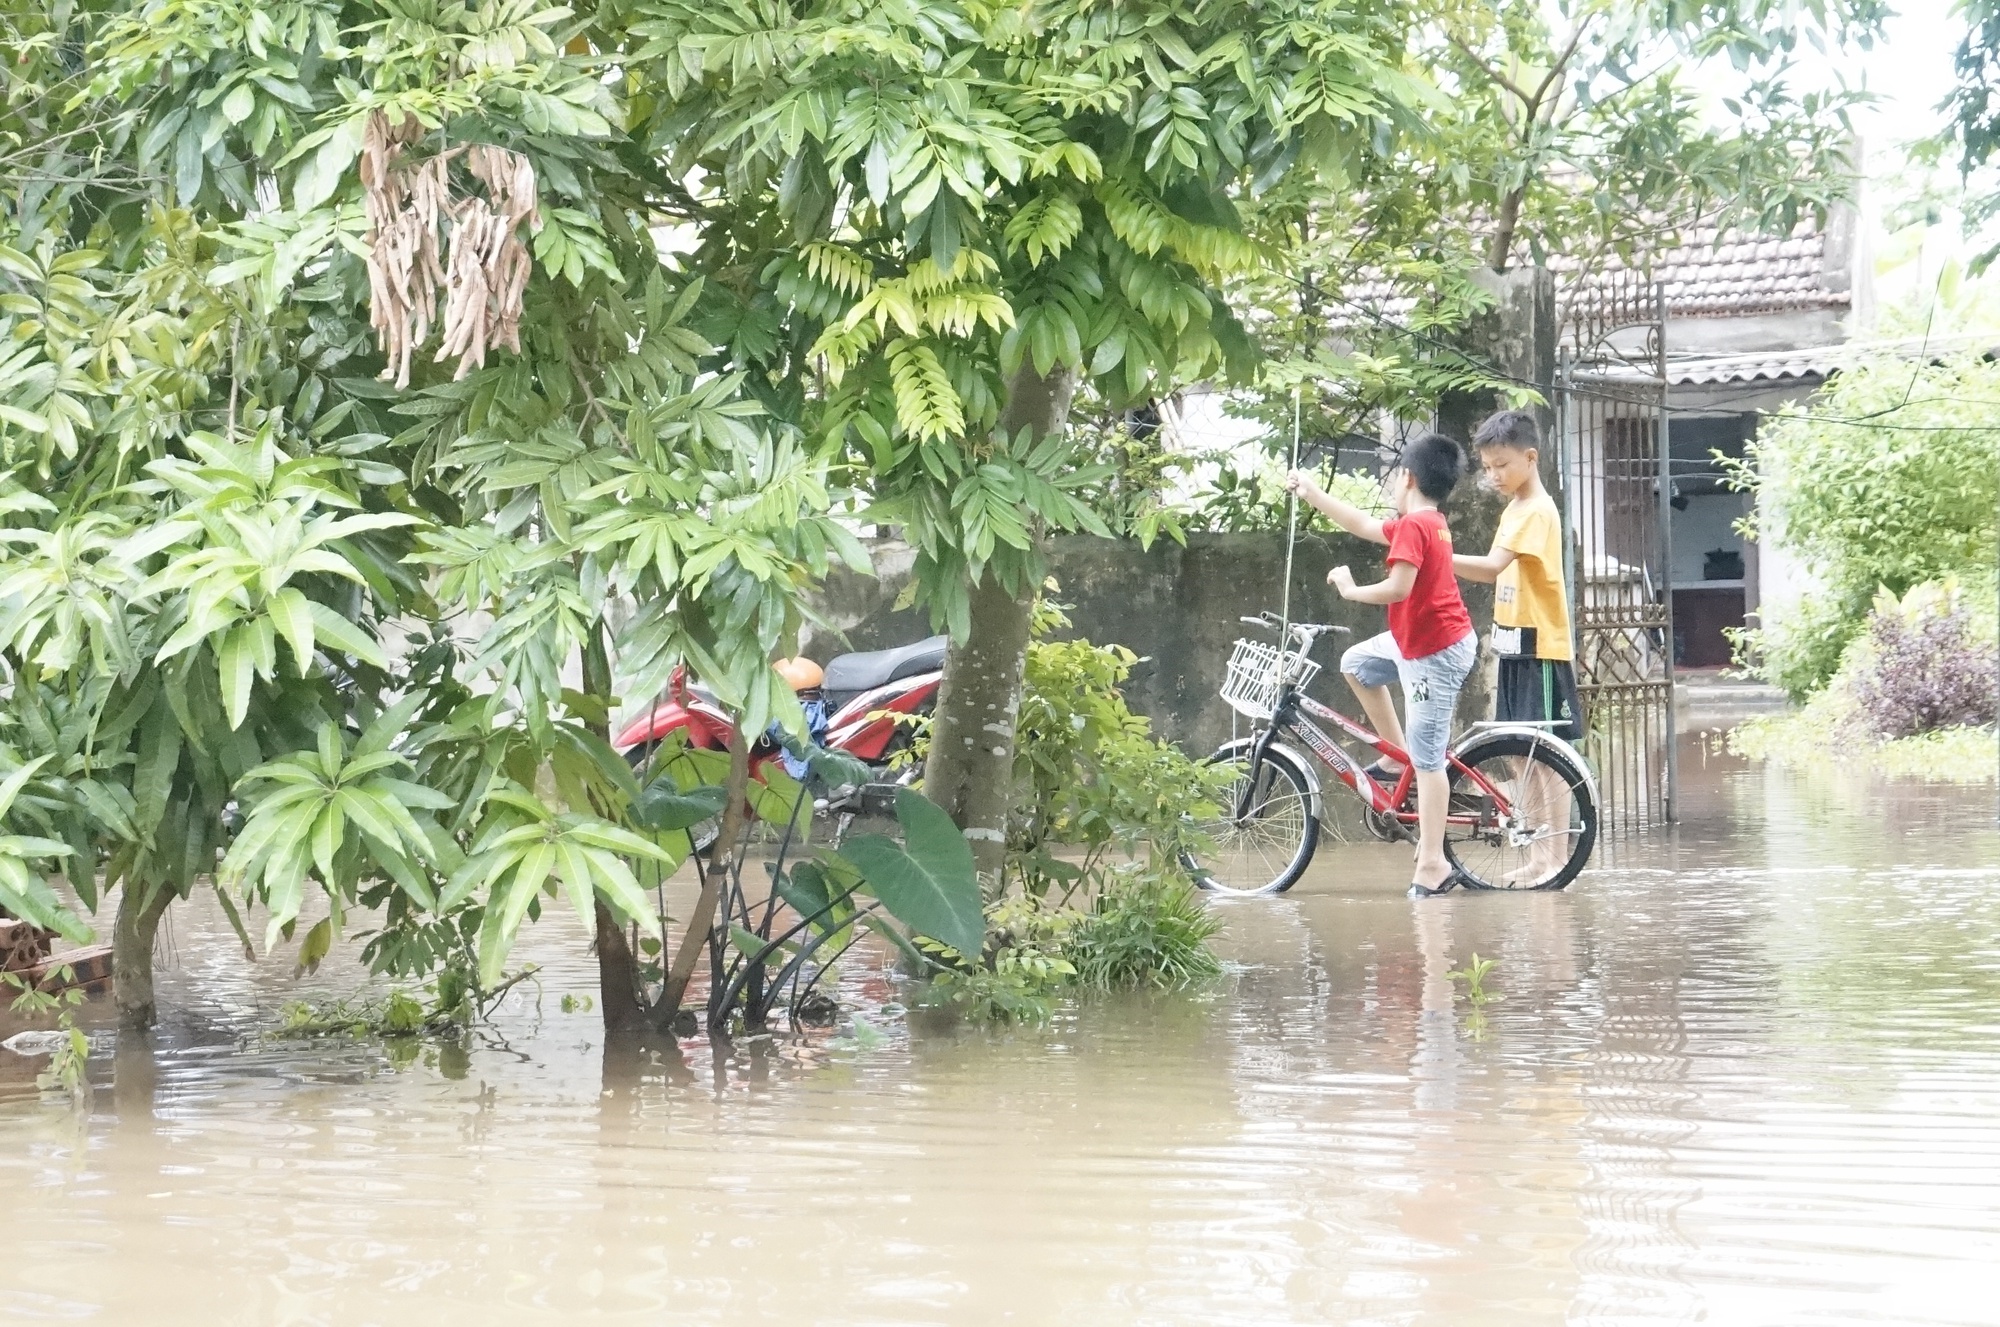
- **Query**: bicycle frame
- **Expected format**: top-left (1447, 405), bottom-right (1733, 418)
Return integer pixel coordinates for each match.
top-left (1242, 683), bottom-right (1518, 830)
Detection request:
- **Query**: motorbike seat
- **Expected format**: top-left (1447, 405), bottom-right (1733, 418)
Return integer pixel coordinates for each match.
top-left (822, 635), bottom-right (949, 708)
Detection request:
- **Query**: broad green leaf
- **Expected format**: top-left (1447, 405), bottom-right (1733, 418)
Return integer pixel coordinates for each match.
top-left (777, 859), bottom-right (835, 920)
top-left (307, 603), bottom-right (390, 668)
top-left (212, 883), bottom-right (256, 960)
top-left (631, 781), bottom-right (726, 831)
top-left (221, 83), bottom-right (256, 126)
top-left (0, 755), bottom-right (50, 820)
top-left (556, 840), bottom-right (599, 935)
top-left (0, 857), bottom-right (89, 945)
top-left (834, 788), bottom-right (983, 959)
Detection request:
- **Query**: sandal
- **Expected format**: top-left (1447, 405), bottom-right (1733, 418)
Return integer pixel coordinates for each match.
top-left (1407, 867), bottom-right (1471, 899)
top-left (1361, 760), bottom-right (1404, 787)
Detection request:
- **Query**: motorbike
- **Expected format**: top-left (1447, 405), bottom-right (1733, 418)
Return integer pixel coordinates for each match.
top-left (612, 635), bottom-right (950, 806)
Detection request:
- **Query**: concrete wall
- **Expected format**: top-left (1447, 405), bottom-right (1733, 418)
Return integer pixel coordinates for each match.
top-left (804, 532), bottom-right (1499, 757)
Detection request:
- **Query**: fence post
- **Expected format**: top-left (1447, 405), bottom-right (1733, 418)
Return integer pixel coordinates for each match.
top-left (1654, 280), bottom-right (1677, 823)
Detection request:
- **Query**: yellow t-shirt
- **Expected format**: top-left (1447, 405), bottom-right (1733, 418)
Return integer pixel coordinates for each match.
top-left (1492, 492), bottom-right (1572, 661)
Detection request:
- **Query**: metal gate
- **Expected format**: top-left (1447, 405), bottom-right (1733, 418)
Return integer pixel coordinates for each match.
top-left (1556, 274), bottom-right (1676, 829)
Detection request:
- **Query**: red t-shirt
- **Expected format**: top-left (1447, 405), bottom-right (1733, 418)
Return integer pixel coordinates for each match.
top-left (1382, 510), bottom-right (1473, 659)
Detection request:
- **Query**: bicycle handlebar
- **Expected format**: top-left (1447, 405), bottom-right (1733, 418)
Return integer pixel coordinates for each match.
top-left (1241, 612), bottom-right (1351, 640)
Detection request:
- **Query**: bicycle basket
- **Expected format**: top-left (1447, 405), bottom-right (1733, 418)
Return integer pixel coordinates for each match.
top-left (1219, 637), bottom-right (1322, 720)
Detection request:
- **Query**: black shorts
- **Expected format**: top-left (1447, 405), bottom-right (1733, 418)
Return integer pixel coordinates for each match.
top-left (1495, 657), bottom-right (1584, 742)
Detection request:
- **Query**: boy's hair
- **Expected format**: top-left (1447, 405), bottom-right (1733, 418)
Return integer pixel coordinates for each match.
top-left (1473, 409), bottom-right (1541, 453)
top-left (1399, 432), bottom-right (1463, 503)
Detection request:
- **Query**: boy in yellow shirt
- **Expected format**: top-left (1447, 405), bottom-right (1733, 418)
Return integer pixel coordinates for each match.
top-left (1452, 410), bottom-right (1581, 882)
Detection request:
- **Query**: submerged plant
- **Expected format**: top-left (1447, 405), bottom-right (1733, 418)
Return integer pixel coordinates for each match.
top-left (1448, 953), bottom-right (1501, 1009)
top-left (1448, 953), bottom-right (1502, 1041)
top-left (1065, 869), bottom-right (1223, 993)
top-left (271, 965), bottom-right (540, 1041)
top-left (3, 966), bottom-right (91, 1103)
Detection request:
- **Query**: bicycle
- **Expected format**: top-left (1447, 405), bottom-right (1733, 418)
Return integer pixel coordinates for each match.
top-left (1182, 611), bottom-right (1600, 897)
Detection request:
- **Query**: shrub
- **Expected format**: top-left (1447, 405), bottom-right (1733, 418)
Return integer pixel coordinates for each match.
top-left (1846, 583), bottom-right (1998, 739)
top-left (1729, 590), bottom-right (1865, 701)
top-left (1723, 354), bottom-right (1999, 700)
top-left (1727, 355), bottom-right (2000, 609)
top-left (921, 598), bottom-right (1234, 1021)
top-left (1010, 604), bottom-right (1234, 898)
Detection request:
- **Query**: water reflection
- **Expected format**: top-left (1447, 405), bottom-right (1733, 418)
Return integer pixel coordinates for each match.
top-left (2, 744), bottom-right (1998, 1324)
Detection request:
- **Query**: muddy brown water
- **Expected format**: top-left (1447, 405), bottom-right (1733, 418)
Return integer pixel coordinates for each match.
top-left (3, 740), bottom-right (1999, 1325)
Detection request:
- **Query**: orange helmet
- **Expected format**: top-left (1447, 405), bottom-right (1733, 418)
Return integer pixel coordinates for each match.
top-left (774, 656), bottom-right (824, 692)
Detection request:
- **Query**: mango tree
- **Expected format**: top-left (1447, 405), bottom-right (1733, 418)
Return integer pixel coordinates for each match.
top-left (0, 0), bottom-right (973, 1035)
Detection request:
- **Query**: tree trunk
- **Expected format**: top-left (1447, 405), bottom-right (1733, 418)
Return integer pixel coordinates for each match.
top-left (922, 364), bottom-right (1076, 895)
top-left (112, 883), bottom-right (175, 1033)
top-left (922, 575), bottom-right (1034, 893)
top-left (659, 722), bottom-right (749, 1022)
top-left (593, 902), bottom-right (650, 1034)
top-left (579, 616), bottom-right (650, 1034)
top-left (1488, 185), bottom-right (1523, 271)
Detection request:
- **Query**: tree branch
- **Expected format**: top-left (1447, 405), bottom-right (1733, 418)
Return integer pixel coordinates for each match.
top-left (1447, 30), bottom-right (1537, 107)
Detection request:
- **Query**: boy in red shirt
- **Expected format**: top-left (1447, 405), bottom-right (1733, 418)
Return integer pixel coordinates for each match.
top-left (1287, 433), bottom-right (1477, 895)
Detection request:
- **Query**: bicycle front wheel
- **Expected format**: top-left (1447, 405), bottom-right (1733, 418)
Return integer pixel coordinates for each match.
top-left (1442, 732), bottom-right (1597, 891)
top-left (1182, 743), bottom-right (1320, 896)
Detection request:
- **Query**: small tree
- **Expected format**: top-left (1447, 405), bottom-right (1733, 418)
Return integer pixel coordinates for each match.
top-left (630, 0), bottom-right (1444, 883)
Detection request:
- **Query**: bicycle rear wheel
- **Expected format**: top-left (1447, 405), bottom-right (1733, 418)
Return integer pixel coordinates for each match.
top-left (1442, 732), bottom-right (1597, 891)
top-left (1182, 743), bottom-right (1320, 896)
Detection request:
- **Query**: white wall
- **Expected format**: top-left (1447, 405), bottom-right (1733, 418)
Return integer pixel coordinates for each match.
top-left (1670, 492), bottom-right (1749, 585)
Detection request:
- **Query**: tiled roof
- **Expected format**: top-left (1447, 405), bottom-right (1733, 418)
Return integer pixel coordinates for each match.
top-left (1552, 220), bottom-right (1850, 320)
top-left (1326, 216), bottom-right (1853, 332)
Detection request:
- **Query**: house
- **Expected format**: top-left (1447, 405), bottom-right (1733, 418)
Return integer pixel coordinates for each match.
top-left (1159, 211), bottom-right (1873, 674)
top-left (1553, 211), bottom-right (1870, 668)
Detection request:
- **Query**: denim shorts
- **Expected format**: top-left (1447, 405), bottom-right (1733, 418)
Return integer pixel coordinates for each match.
top-left (1340, 631), bottom-right (1477, 771)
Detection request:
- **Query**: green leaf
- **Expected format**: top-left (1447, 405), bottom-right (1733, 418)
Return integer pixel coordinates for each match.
top-left (0, 858), bottom-right (90, 945)
top-left (307, 602), bottom-right (390, 668)
top-left (0, 755), bottom-right (50, 821)
top-left (631, 781), bottom-right (726, 832)
top-left (222, 83), bottom-right (257, 126)
top-left (834, 788), bottom-right (983, 959)
top-left (789, 741), bottom-right (873, 790)
top-left (132, 702), bottom-right (182, 841)
top-left (777, 859), bottom-right (835, 920)
top-left (294, 113), bottom-right (365, 211)
top-left (175, 124), bottom-right (204, 202)
top-left (213, 882), bottom-right (256, 960)
top-left (295, 916), bottom-right (332, 977)
top-left (267, 587), bottom-right (317, 676)
top-left (728, 922), bottom-right (790, 963)
top-left (218, 626), bottom-right (255, 730)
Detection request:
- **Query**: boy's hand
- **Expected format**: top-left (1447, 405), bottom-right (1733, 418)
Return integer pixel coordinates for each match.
top-left (1285, 469), bottom-right (1317, 498)
top-left (1329, 566), bottom-right (1357, 597)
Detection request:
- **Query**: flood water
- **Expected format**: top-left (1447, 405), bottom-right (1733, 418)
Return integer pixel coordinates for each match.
top-left (4, 740), bottom-right (1999, 1325)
